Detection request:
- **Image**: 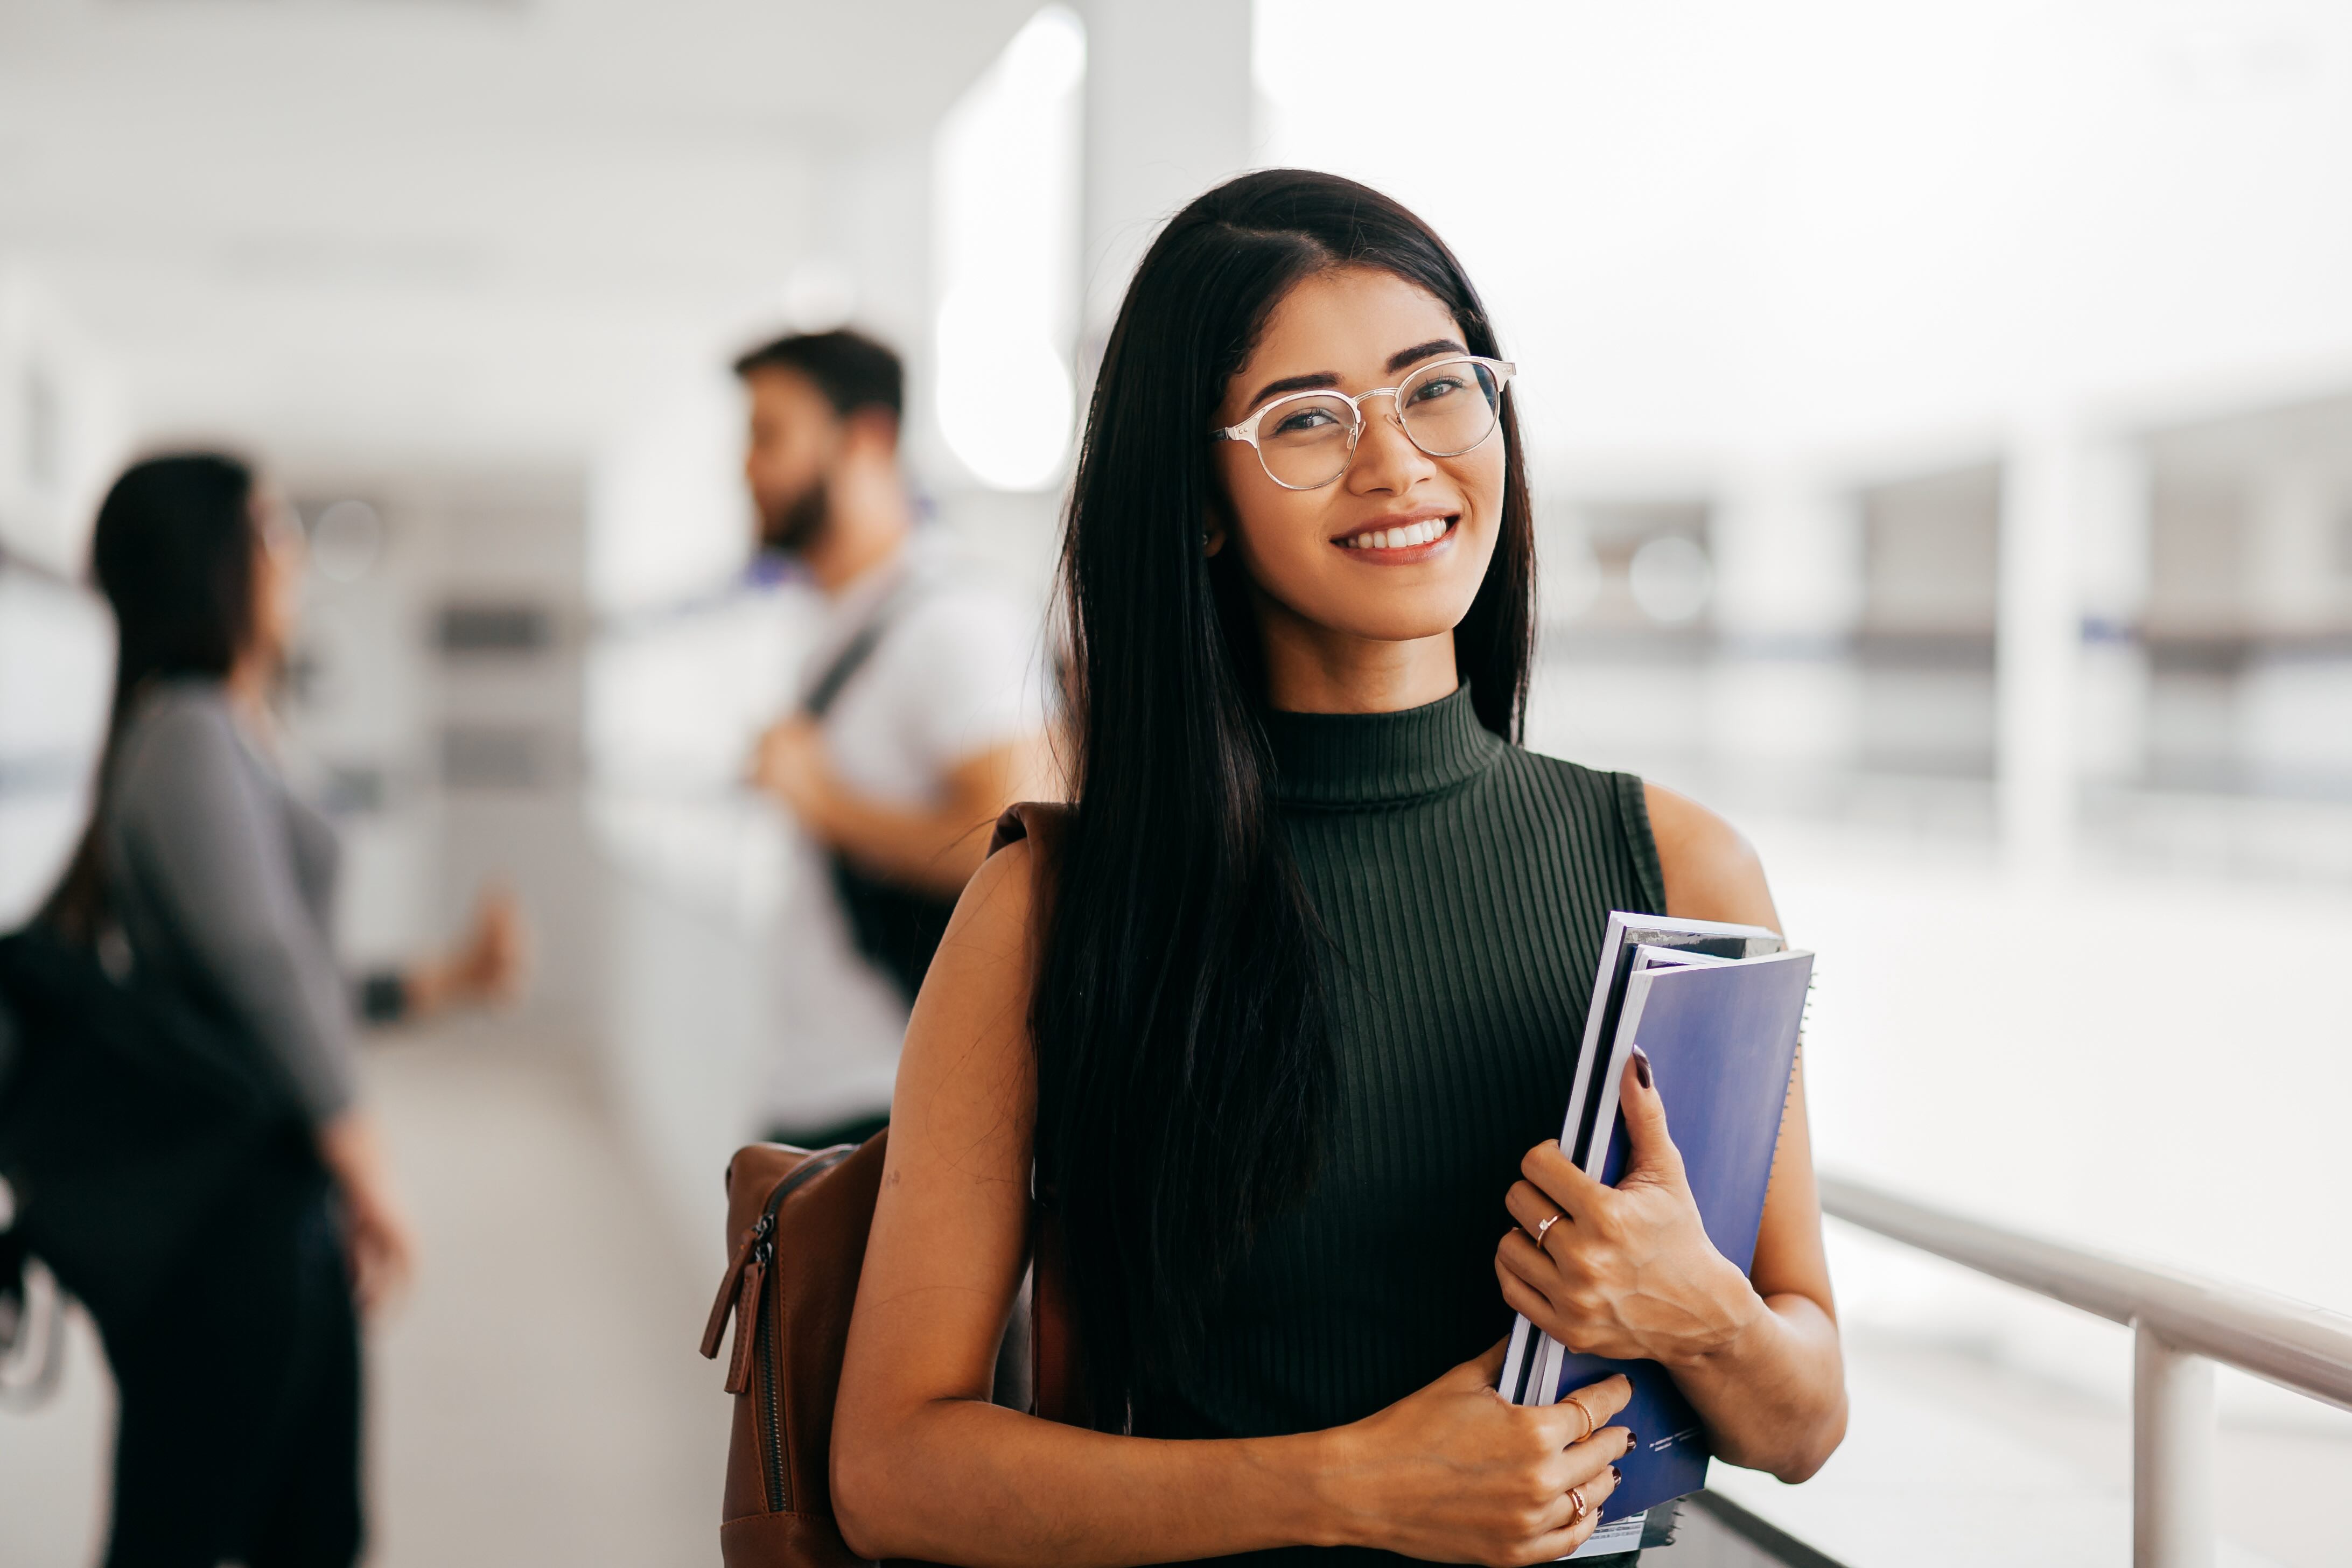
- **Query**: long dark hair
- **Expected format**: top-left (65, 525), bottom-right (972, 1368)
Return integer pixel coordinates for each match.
top-left (1036, 170), bottom-right (1536, 1419)
top-left (41, 452), bottom-right (261, 942)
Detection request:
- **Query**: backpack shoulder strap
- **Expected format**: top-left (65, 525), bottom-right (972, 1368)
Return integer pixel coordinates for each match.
top-left (800, 576), bottom-right (923, 720)
top-left (981, 800), bottom-right (1093, 1426)
top-left (985, 801), bottom-right (1072, 860)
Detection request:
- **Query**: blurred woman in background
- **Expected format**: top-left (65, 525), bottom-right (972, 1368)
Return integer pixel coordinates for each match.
top-left (39, 451), bottom-right (527, 1567)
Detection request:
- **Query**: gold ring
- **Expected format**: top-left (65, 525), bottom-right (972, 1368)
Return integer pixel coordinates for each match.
top-left (1567, 1486), bottom-right (1588, 1523)
top-left (1562, 1390), bottom-right (1595, 1443)
top-left (1534, 1212), bottom-right (1561, 1246)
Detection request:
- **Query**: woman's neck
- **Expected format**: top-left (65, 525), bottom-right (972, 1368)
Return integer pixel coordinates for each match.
top-left (1256, 598), bottom-right (1458, 715)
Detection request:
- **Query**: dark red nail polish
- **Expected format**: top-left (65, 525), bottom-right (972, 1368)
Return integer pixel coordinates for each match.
top-left (1632, 1048), bottom-right (1653, 1089)
top-left (1610, 1466), bottom-right (1623, 1483)
top-left (1624, 1431), bottom-right (1639, 1451)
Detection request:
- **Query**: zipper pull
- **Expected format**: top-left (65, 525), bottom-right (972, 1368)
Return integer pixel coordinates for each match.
top-left (701, 1214), bottom-right (771, 1362)
top-left (723, 1235), bottom-right (771, 1396)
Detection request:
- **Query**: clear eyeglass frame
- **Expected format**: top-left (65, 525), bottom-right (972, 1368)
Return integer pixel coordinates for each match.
top-left (1207, 354), bottom-right (1517, 491)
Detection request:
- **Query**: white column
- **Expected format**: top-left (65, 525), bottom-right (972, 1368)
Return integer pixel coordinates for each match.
top-left (1713, 464), bottom-right (1864, 644)
top-left (2073, 435), bottom-right (2151, 789)
top-left (1998, 416), bottom-right (2085, 872)
top-left (2245, 464), bottom-right (2337, 632)
top-left (2133, 1324), bottom-right (2215, 1568)
top-left (1708, 465), bottom-right (1863, 783)
top-left (1079, 0), bottom-right (1255, 356)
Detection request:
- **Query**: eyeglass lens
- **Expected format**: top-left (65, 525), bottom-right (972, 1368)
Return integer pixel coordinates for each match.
top-left (1256, 359), bottom-right (1503, 489)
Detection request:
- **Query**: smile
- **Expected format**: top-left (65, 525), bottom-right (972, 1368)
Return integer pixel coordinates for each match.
top-left (1333, 514), bottom-right (1457, 558)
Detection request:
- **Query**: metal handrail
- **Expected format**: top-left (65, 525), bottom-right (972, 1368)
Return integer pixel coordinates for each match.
top-left (1818, 1174), bottom-right (2352, 1568)
top-left (1819, 1176), bottom-right (2352, 1411)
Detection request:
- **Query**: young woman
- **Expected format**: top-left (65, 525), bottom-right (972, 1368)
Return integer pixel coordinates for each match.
top-left (39, 452), bottom-right (526, 1566)
top-left (833, 171), bottom-right (1845, 1567)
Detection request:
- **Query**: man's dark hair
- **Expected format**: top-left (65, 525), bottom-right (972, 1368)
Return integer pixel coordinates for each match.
top-left (732, 328), bottom-right (904, 422)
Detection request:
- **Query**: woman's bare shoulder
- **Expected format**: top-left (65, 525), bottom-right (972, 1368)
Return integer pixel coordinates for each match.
top-left (1641, 781), bottom-right (1780, 930)
top-left (934, 831), bottom-right (1041, 972)
top-left (894, 833), bottom-right (1046, 1152)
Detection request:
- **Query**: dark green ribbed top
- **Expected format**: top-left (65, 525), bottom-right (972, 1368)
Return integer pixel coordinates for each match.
top-left (1142, 684), bottom-right (1663, 1565)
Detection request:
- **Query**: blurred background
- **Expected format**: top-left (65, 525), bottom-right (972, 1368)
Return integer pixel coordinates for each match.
top-left (1, 1), bottom-right (2348, 1564)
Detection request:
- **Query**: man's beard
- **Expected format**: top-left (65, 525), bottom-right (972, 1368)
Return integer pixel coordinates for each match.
top-left (758, 474), bottom-right (830, 559)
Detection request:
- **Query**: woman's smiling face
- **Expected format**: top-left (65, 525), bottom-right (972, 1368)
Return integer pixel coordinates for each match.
top-left (1210, 265), bottom-right (1506, 652)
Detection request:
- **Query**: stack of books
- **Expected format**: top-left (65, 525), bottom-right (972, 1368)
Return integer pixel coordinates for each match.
top-left (1498, 914), bottom-right (1815, 1559)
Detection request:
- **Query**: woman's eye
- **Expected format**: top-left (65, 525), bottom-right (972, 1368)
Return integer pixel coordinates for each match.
top-left (1409, 376), bottom-right (1465, 404)
top-left (1272, 407), bottom-right (1339, 435)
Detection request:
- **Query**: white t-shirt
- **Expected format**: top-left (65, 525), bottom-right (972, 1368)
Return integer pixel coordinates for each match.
top-left (756, 542), bottom-right (1044, 1133)
top-left (800, 545), bottom-right (1042, 806)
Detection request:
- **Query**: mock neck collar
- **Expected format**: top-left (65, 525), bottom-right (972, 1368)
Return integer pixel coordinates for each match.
top-left (1263, 683), bottom-right (1502, 807)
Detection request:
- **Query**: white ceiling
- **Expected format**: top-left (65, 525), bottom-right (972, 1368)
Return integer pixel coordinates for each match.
top-left (0, 0), bottom-right (1038, 466)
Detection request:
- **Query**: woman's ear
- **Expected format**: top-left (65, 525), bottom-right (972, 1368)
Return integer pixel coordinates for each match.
top-left (1202, 517), bottom-right (1227, 558)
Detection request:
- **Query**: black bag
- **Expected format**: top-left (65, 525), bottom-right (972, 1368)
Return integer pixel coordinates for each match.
top-left (0, 922), bottom-right (311, 1325)
top-left (801, 578), bottom-right (958, 1006)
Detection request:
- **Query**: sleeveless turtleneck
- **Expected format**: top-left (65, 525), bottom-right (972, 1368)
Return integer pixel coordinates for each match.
top-left (1138, 684), bottom-right (1665, 1565)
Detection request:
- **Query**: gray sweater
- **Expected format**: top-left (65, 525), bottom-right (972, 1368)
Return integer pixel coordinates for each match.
top-left (102, 680), bottom-right (357, 1124)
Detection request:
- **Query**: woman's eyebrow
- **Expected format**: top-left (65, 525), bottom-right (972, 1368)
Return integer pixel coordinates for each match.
top-left (1242, 340), bottom-right (1469, 410)
top-left (1245, 370), bottom-right (1339, 407)
top-left (1385, 338), bottom-right (1467, 372)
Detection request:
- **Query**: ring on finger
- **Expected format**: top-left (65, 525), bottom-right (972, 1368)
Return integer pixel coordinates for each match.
top-left (1567, 1486), bottom-right (1588, 1523)
top-left (1562, 1390), bottom-right (1596, 1444)
top-left (1533, 1210), bottom-right (1563, 1246)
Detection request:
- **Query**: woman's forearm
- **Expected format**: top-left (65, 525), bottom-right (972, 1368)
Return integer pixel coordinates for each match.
top-left (835, 1397), bottom-right (1338, 1567)
top-left (1665, 1290), bottom-right (1846, 1482)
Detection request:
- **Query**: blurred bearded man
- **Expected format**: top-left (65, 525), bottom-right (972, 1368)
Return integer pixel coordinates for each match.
top-left (738, 330), bottom-right (1048, 1139)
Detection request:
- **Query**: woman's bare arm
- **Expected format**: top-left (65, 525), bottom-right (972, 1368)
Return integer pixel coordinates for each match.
top-left (1634, 782), bottom-right (1843, 1475)
top-left (1494, 785), bottom-right (1846, 1483)
top-left (832, 841), bottom-right (1637, 1567)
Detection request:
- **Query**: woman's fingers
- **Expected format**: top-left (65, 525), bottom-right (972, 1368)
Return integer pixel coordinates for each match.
top-left (1522, 1375), bottom-right (1633, 1452)
top-left (1521, 1138), bottom-right (1608, 1214)
top-left (1570, 1374), bottom-right (1634, 1425)
top-left (1504, 1179), bottom-right (1577, 1254)
top-left (1495, 1254), bottom-right (1550, 1324)
top-left (1614, 1051), bottom-right (1688, 1187)
top-left (1522, 1445), bottom-right (1626, 1560)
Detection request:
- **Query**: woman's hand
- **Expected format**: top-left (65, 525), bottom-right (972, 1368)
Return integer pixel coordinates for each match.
top-left (405, 884), bottom-right (530, 1017)
top-left (1317, 1340), bottom-right (1635, 1565)
top-left (317, 1112), bottom-right (418, 1315)
top-left (1497, 1052), bottom-right (1765, 1370)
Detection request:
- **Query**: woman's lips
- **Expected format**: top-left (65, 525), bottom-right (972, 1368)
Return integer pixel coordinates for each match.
top-left (1332, 514), bottom-right (1457, 563)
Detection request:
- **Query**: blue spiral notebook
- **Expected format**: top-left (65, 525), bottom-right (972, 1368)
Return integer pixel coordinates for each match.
top-left (1497, 915), bottom-right (1814, 1552)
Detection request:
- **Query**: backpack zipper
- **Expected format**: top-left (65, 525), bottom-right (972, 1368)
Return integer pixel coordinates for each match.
top-left (746, 1145), bottom-right (856, 1514)
top-left (754, 1221), bottom-right (786, 1511)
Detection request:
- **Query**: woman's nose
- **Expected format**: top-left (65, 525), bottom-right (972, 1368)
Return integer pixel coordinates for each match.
top-left (1347, 397), bottom-right (1436, 493)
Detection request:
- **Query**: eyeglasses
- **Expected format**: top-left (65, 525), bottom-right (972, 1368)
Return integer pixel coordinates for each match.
top-left (1209, 355), bottom-right (1516, 491)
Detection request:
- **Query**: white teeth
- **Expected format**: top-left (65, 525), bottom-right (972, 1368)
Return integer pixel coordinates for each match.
top-left (1342, 519), bottom-right (1451, 550)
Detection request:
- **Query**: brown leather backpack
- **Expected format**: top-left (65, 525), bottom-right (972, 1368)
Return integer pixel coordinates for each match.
top-left (698, 804), bottom-right (1082, 1567)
